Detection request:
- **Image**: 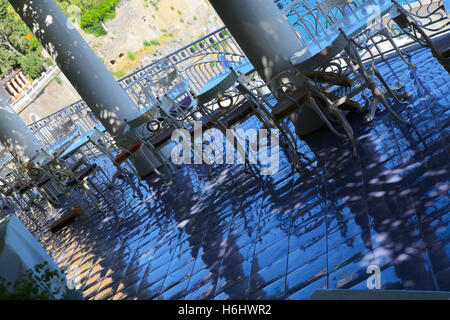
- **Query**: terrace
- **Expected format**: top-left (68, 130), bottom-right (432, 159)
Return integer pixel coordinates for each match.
top-left (0, 0), bottom-right (448, 300)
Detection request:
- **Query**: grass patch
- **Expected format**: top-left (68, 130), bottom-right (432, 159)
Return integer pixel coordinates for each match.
top-left (112, 70), bottom-right (125, 78)
top-left (79, 0), bottom-right (121, 37)
top-left (54, 76), bottom-right (62, 84)
top-left (143, 40), bottom-right (160, 47)
top-left (111, 33), bottom-right (174, 78)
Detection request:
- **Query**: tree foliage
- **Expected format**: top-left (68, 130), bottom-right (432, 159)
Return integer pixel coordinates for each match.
top-left (0, 49), bottom-right (17, 76)
top-left (57, 0), bottom-right (120, 37)
top-left (0, 0), bottom-right (44, 78)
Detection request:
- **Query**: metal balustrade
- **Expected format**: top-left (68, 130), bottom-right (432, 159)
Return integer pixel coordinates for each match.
top-left (0, 0), bottom-right (445, 158)
top-left (27, 100), bottom-right (98, 149)
top-left (277, 0), bottom-right (449, 54)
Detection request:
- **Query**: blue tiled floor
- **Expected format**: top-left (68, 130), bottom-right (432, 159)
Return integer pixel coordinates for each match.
top-left (7, 46), bottom-right (449, 299)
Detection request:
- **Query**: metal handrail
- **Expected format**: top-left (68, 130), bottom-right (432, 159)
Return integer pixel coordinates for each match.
top-left (12, 0), bottom-right (447, 154)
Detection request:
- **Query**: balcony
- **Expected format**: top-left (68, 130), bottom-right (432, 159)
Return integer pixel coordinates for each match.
top-left (0, 0), bottom-right (448, 300)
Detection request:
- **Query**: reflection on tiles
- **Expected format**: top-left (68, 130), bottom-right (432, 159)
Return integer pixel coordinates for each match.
top-left (5, 47), bottom-right (449, 299)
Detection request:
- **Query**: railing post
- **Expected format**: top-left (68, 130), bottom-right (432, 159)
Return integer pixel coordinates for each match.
top-left (9, 0), bottom-right (162, 177)
top-left (209, 0), bottom-right (325, 135)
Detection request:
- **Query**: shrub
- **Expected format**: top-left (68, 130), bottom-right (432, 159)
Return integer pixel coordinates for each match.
top-left (0, 262), bottom-right (81, 300)
top-left (143, 40), bottom-right (159, 47)
top-left (79, 0), bottom-right (120, 37)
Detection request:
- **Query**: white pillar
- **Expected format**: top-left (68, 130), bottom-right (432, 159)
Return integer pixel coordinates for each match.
top-left (0, 96), bottom-right (44, 164)
top-left (9, 0), bottom-right (160, 177)
top-left (0, 96), bottom-right (66, 199)
top-left (209, 0), bottom-right (324, 135)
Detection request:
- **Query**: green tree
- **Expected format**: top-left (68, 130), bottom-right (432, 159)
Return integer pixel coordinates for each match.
top-left (20, 52), bottom-right (44, 79)
top-left (0, 48), bottom-right (18, 75)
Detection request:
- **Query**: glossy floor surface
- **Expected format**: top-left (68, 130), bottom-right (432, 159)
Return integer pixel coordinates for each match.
top-left (6, 46), bottom-right (449, 300)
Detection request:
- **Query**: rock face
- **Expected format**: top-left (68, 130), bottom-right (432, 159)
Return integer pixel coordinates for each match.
top-left (84, 0), bottom-right (223, 70)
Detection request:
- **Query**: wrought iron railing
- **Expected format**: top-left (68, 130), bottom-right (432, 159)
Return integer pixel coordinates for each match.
top-left (13, 0), bottom-right (448, 154)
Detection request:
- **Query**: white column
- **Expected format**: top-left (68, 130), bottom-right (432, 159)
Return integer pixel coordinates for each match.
top-left (0, 96), bottom-right (44, 164)
top-left (209, 0), bottom-right (324, 135)
top-left (9, 0), bottom-right (160, 177)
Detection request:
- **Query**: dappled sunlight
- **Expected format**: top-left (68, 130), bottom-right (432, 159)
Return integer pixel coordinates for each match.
top-left (11, 0), bottom-right (142, 142)
top-left (0, 0), bottom-right (447, 300)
